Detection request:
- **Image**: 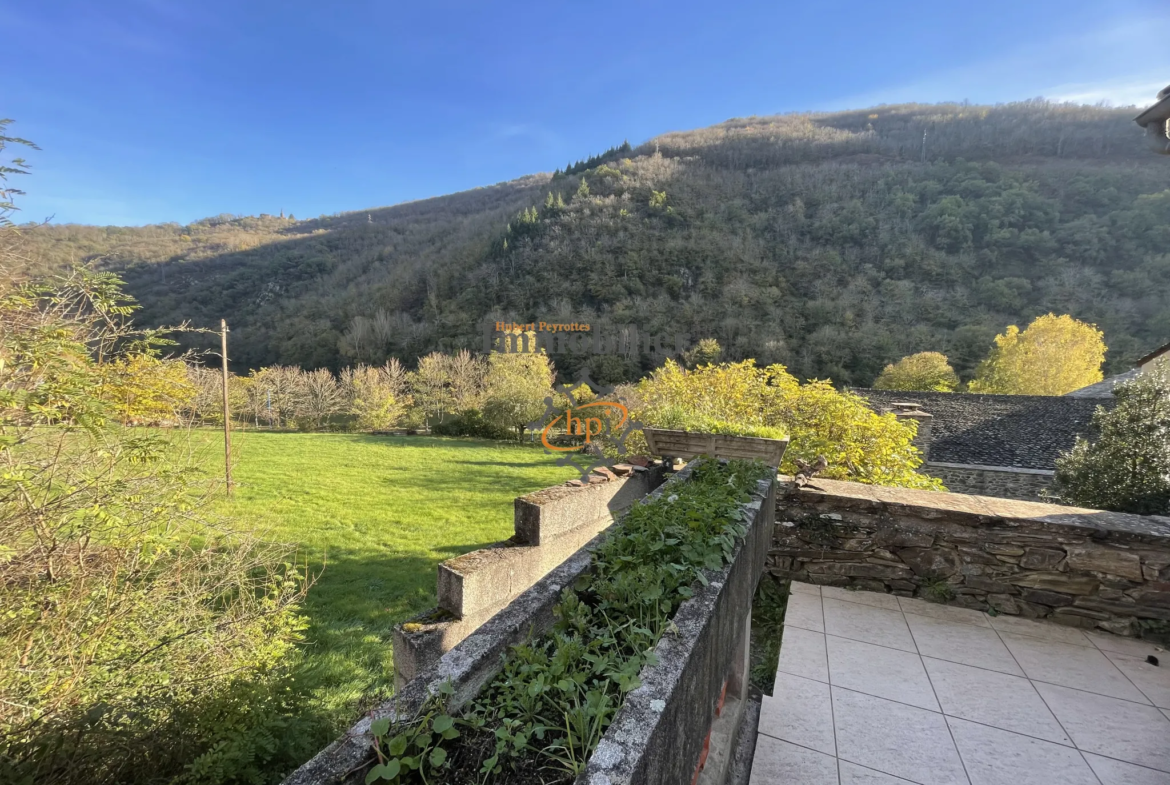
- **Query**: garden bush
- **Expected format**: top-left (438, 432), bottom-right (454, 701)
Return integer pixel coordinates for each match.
top-left (0, 268), bottom-right (309, 785)
top-left (431, 408), bottom-right (517, 441)
top-left (1053, 364), bottom-right (1170, 514)
top-left (625, 359), bottom-right (942, 489)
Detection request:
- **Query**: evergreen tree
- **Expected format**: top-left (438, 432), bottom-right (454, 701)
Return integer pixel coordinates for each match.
top-left (1053, 365), bottom-right (1170, 514)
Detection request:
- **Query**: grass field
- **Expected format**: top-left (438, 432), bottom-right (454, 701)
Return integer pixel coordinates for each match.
top-left (191, 430), bottom-right (577, 744)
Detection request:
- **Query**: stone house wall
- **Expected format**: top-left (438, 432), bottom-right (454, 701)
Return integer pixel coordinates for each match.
top-left (925, 462), bottom-right (1055, 503)
top-left (768, 478), bottom-right (1170, 638)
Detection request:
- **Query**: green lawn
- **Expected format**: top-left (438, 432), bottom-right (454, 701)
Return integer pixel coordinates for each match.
top-left (194, 431), bottom-right (576, 740)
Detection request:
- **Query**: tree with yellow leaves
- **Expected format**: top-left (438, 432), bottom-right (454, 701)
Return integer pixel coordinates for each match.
top-left (874, 352), bottom-right (959, 392)
top-left (101, 354), bottom-right (195, 424)
top-left (627, 359), bottom-right (943, 490)
top-left (968, 314), bottom-right (1106, 395)
top-left (482, 347), bottom-right (556, 439)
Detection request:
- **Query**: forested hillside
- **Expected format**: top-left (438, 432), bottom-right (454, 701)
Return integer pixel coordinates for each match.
top-left (20, 101), bottom-right (1170, 384)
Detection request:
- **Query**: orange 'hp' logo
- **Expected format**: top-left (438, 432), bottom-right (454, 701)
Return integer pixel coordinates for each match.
top-left (541, 401), bottom-right (629, 452)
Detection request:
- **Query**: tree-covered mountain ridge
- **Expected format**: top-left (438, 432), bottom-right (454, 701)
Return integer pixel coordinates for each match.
top-left (22, 101), bottom-right (1170, 385)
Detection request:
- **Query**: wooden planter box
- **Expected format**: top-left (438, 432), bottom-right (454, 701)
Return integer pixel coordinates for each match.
top-left (643, 427), bottom-right (788, 467)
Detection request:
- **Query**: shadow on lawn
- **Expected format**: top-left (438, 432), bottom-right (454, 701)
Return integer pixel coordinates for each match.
top-left (262, 541), bottom-right (511, 775)
top-left (375, 468), bottom-right (567, 496)
top-left (291, 541), bottom-right (496, 702)
top-left (446, 455), bottom-right (567, 469)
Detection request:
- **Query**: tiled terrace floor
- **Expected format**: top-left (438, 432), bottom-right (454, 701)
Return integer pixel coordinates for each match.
top-left (749, 582), bottom-right (1170, 785)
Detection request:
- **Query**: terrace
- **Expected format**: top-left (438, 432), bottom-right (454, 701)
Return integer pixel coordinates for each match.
top-left (751, 583), bottom-right (1168, 784)
top-left (285, 457), bottom-right (1170, 785)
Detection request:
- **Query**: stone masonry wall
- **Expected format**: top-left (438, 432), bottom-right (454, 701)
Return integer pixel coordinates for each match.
top-left (926, 462), bottom-right (1055, 503)
top-left (768, 478), bottom-right (1170, 638)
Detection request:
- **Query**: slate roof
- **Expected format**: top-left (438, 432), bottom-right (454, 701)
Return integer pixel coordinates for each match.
top-left (854, 389), bottom-right (1110, 471)
top-left (1065, 369), bottom-right (1141, 398)
top-left (1135, 88), bottom-right (1170, 127)
top-left (1136, 341), bottom-right (1170, 367)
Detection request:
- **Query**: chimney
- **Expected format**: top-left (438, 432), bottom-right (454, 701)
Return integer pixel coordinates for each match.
top-left (890, 402), bottom-right (933, 459)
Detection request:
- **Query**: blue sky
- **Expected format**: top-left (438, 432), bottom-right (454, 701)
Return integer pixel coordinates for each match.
top-left (6, 0), bottom-right (1170, 226)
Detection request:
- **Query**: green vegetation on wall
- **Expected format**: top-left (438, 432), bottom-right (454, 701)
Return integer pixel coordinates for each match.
top-left (366, 458), bottom-right (772, 783)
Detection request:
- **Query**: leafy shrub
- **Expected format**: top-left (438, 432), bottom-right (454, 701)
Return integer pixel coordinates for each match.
top-left (430, 408), bottom-right (515, 441)
top-left (0, 268), bottom-right (308, 785)
top-left (640, 406), bottom-right (786, 441)
top-left (627, 359), bottom-right (943, 490)
top-left (1053, 364), bottom-right (1170, 514)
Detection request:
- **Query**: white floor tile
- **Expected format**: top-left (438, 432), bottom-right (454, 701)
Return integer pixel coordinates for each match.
top-left (754, 591), bottom-right (1170, 785)
top-left (987, 614), bottom-right (1091, 646)
top-left (827, 636), bottom-right (940, 711)
top-left (776, 626), bottom-right (829, 683)
top-left (899, 596), bottom-right (992, 628)
top-left (790, 581), bottom-right (821, 596)
top-left (905, 612), bottom-right (1024, 676)
top-left (758, 672), bottom-right (836, 756)
top-left (1084, 752), bottom-right (1170, 785)
top-left (946, 716), bottom-right (1097, 785)
top-left (1086, 632), bottom-right (1166, 659)
top-left (1000, 632), bottom-right (1150, 703)
top-left (786, 591), bottom-right (826, 633)
top-left (1103, 650), bottom-right (1170, 709)
top-left (832, 687), bottom-right (968, 785)
top-left (749, 736), bottom-right (838, 785)
top-left (923, 657), bottom-right (1070, 744)
top-left (1036, 682), bottom-right (1170, 772)
top-left (822, 598), bottom-right (917, 652)
top-left (822, 585), bottom-right (902, 611)
top-left (838, 761), bottom-right (920, 783)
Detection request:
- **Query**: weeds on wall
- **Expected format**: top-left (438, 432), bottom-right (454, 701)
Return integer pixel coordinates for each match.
top-left (748, 577), bottom-right (789, 695)
top-left (365, 458), bottom-right (771, 784)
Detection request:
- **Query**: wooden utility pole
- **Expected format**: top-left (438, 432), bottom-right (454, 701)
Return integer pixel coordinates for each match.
top-left (221, 319), bottom-right (233, 497)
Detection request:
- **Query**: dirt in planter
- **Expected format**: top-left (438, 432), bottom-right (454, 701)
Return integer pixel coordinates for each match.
top-left (365, 726), bottom-right (575, 785)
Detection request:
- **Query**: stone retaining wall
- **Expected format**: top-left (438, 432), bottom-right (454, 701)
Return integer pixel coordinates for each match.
top-left (393, 463), bottom-right (667, 688)
top-left (926, 462), bottom-right (1055, 503)
top-left (768, 478), bottom-right (1170, 638)
top-left (582, 471), bottom-right (775, 785)
top-left (282, 461), bottom-right (773, 785)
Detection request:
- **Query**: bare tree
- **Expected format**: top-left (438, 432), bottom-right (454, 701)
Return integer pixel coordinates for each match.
top-left (445, 349), bottom-right (487, 412)
top-left (302, 368), bottom-right (343, 429)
